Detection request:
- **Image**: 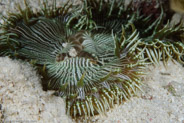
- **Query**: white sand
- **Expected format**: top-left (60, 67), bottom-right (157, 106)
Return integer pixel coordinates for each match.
top-left (0, 57), bottom-right (74, 123)
top-left (0, 0), bottom-right (184, 123)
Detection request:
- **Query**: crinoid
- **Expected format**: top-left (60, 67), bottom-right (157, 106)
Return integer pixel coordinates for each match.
top-left (0, 0), bottom-right (184, 121)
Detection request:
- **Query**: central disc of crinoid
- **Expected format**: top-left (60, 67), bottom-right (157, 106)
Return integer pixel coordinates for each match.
top-left (46, 22), bottom-right (118, 98)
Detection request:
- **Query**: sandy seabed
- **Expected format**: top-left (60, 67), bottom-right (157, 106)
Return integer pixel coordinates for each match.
top-left (0, 0), bottom-right (184, 123)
